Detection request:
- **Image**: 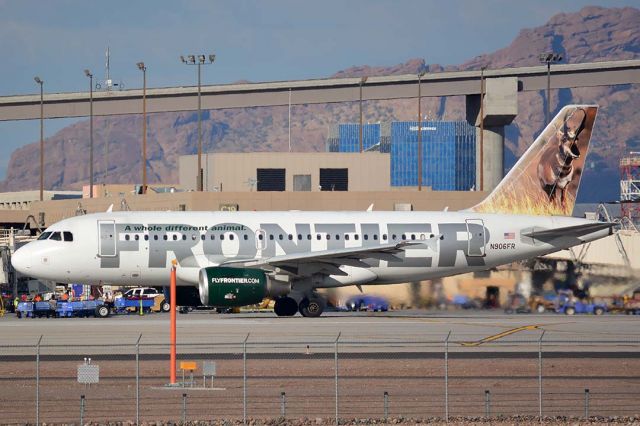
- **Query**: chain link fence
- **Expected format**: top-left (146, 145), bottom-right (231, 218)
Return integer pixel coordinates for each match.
top-left (1, 334), bottom-right (639, 424)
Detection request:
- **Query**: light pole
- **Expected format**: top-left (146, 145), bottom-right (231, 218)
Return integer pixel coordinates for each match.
top-left (84, 69), bottom-right (94, 198)
top-left (137, 62), bottom-right (147, 194)
top-left (359, 76), bottom-right (368, 153)
top-left (181, 53), bottom-right (216, 191)
top-left (34, 76), bottom-right (44, 202)
top-left (479, 65), bottom-right (487, 191)
top-left (417, 70), bottom-right (426, 191)
top-left (538, 52), bottom-right (563, 124)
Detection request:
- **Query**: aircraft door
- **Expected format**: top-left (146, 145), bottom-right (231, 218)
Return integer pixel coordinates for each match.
top-left (255, 229), bottom-right (267, 251)
top-left (465, 219), bottom-right (486, 257)
top-left (98, 220), bottom-right (117, 257)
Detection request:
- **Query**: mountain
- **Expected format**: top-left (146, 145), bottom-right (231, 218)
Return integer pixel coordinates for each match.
top-left (1, 6), bottom-right (639, 203)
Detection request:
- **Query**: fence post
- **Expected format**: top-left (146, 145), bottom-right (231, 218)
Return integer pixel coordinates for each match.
top-left (280, 391), bottom-right (286, 418)
top-left (484, 390), bottom-right (490, 417)
top-left (243, 333), bottom-right (249, 425)
top-left (384, 391), bottom-right (389, 420)
top-left (36, 335), bottom-right (42, 426)
top-left (335, 332), bottom-right (341, 426)
top-left (136, 333), bottom-right (142, 425)
top-left (80, 394), bottom-right (85, 425)
top-left (182, 393), bottom-right (187, 423)
top-left (538, 330), bottom-right (545, 421)
top-left (584, 389), bottom-right (589, 418)
top-left (445, 330), bottom-right (451, 422)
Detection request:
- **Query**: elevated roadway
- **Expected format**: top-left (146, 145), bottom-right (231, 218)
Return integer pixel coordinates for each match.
top-left (1, 60), bottom-right (639, 120)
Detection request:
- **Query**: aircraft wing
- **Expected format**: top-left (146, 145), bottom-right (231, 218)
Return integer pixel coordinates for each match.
top-left (219, 241), bottom-right (418, 277)
top-left (522, 222), bottom-right (615, 242)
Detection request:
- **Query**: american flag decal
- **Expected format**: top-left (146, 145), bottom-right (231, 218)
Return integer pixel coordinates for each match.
top-left (504, 232), bottom-right (515, 240)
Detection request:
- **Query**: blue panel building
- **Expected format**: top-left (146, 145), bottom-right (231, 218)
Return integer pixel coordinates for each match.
top-left (329, 120), bottom-right (475, 191)
top-left (328, 123), bottom-right (381, 152)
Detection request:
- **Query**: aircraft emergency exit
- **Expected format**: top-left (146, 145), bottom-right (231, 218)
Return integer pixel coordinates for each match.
top-left (12, 105), bottom-right (614, 317)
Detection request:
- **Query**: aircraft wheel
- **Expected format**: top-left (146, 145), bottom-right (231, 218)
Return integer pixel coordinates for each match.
top-left (274, 297), bottom-right (297, 316)
top-left (536, 304), bottom-right (546, 313)
top-left (565, 306), bottom-right (576, 315)
top-left (160, 301), bottom-right (171, 313)
top-left (299, 297), bottom-right (325, 318)
top-left (594, 307), bottom-right (604, 316)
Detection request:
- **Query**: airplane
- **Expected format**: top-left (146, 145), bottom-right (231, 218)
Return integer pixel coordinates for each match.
top-left (11, 105), bottom-right (614, 317)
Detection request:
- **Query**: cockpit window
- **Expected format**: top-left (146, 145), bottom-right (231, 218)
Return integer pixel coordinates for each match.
top-left (38, 232), bottom-right (52, 240)
top-left (50, 232), bottom-right (62, 241)
top-left (63, 232), bottom-right (73, 242)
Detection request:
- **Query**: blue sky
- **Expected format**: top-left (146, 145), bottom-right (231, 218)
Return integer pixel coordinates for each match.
top-left (0, 0), bottom-right (638, 178)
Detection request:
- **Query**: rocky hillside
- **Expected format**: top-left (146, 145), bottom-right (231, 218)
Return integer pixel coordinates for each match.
top-left (2, 6), bottom-right (639, 202)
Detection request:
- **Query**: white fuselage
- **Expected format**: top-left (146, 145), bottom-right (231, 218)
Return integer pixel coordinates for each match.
top-left (11, 210), bottom-right (609, 289)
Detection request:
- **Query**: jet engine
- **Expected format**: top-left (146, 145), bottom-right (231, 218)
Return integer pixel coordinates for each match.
top-left (198, 266), bottom-right (289, 307)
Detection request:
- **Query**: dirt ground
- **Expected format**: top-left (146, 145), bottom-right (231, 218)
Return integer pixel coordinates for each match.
top-left (1, 352), bottom-right (639, 425)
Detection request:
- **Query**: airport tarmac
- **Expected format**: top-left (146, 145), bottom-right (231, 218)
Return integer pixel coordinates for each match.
top-left (2, 310), bottom-right (640, 348)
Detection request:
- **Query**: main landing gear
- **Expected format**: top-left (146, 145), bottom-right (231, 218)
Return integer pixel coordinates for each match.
top-left (274, 295), bottom-right (325, 317)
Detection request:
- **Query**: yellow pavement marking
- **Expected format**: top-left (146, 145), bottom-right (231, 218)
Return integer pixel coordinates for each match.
top-left (460, 325), bottom-right (541, 347)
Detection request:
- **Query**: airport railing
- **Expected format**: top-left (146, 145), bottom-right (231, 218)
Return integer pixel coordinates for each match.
top-left (1, 336), bottom-right (639, 424)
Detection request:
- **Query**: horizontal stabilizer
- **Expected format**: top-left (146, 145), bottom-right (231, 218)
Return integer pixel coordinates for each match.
top-left (522, 222), bottom-right (615, 241)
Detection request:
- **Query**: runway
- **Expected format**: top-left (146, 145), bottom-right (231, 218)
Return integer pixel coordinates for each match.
top-left (2, 310), bottom-right (639, 348)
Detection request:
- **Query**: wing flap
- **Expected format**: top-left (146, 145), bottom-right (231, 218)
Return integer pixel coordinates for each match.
top-left (220, 241), bottom-right (417, 276)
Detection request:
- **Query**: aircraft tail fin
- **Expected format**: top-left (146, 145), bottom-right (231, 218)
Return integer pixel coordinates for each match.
top-left (470, 105), bottom-right (598, 216)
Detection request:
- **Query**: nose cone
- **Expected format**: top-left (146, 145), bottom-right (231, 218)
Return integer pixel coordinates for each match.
top-left (11, 245), bottom-right (31, 274)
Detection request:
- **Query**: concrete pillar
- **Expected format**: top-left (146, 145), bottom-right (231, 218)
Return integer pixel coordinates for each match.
top-left (475, 126), bottom-right (504, 192)
top-left (466, 77), bottom-right (518, 193)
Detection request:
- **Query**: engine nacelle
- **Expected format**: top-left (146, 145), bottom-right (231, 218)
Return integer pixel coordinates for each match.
top-left (198, 267), bottom-right (290, 307)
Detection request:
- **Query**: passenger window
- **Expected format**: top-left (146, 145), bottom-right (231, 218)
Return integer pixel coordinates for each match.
top-left (172, 235), bottom-right (177, 241)
top-left (135, 235), bottom-right (140, 241)
top-left (354, 235), bottom-right (359, 241)
top-left (200, 235), bottom-right (205, 241)
top-left (229, 234), bottom-right (234, 240)
top-left (163, 235), bottom-right (168, 241)
top-left (316, 234), bottom-right (321, 240)
top-left (145, 235), bottom-right (149, 241)
top-left (383, 234), bottom-right (388, 241)
top-left (182, 234), bottom-right (187, 240)
top-left (258, 234), bottom-right (264, 241)
top-left (326, 234), bottom-right (330, 240)
top-left (374, 235), bottom-right (378, 240)
top-left (50, 232), bottom-right (62, 241)
top-left (402, 234), bottom-right (406, 240)
top-left (125, 235), bottom-right (130, 241)
top-left (307, 234), bottom-right (311, 240)
top-left (38, 232), bottom-right (51, 240)
top-left (411, 234), bottom-right (416, 240)
top-left (270, 235), bottom-right (274, 240)
top-left (279, 234), bottom-right (283, 240)
top-left (220, 234), bottom-right (225, 240)
top-left (364, 234), bottom-right (368, 240)
top-left (298, 234), bottom-right (302, 240)
top-left (336, 234), bottom-right (340, 240)
top-left (211, 235), bottom-right (215, 240)
top-left (63, 232), bottom-right (73, 242)
top-left (154, 235), bottom-right (159, 240)
top-left (392, 234), bottom-right (397, 240)
top-left (244, 234), bottom-right (248, 240)
top-left (345, 234), bottom-right (350, 241)
top-left (191, 235), bottom-right (196, 241)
